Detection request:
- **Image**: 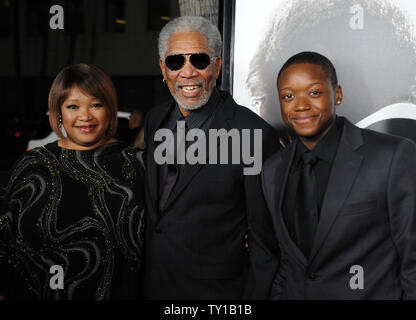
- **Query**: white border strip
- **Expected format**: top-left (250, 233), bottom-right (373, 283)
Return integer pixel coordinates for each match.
top-left (355, 103), bottom-right (416, 128)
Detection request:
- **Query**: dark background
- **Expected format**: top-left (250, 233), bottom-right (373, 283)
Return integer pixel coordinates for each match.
top-left (0, 0), bottom-right (183, 185)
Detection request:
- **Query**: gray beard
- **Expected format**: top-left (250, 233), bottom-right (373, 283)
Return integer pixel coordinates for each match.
top-left (173, 86), bottom-right (213, 111)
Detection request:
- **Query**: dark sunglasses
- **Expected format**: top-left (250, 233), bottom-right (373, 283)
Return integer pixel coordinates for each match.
top-left (165, 53), bottom-right (215, 71)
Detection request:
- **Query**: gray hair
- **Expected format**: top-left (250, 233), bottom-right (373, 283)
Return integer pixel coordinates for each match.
top-left (158, 16), bottom-right (222, 61)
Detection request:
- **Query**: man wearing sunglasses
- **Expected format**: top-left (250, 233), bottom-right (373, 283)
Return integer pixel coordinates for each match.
top-left (143, 16), bottom-right (280, 300)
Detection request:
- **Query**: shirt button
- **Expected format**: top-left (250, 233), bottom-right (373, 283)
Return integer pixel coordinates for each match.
top-left (155, 228), bottom-right (162, 234)
top-left (308, 272), bottom-right (316, 280)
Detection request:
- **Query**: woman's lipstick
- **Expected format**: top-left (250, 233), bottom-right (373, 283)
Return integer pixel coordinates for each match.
top-left (76, 125), bottom-right (97, 133)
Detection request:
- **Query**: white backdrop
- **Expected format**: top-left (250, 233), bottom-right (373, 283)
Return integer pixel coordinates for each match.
top-left (232, 0), bottom-right (416, 140)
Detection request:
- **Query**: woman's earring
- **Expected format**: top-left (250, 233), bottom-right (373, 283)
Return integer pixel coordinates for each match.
top-left (163, 78), bottom-right (167, 84)
top-left (337, 100), bottom-right (341, 105)
top-left (58, 115), bottom-right (63, 127)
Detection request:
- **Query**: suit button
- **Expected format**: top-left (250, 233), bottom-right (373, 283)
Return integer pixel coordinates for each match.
top-left (308, 272), bottom-right (316, 280)
top-left (155, 228), bottom-right (162, 234)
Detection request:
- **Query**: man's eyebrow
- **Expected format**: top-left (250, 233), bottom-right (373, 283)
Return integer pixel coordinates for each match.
top-left (279, 81), bottom-right (324, 91)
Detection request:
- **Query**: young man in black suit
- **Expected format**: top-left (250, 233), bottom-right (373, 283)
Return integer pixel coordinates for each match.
top-left (143, 16), bottom-right (280, 299)
top-left (262, 51), bottom-right (416, 299)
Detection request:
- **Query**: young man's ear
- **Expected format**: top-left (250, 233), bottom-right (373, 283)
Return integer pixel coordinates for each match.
top-left (335, 85), bottom-right (343, 105)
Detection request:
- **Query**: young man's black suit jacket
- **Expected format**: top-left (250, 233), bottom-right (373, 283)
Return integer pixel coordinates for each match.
top-left (262, 117), bottom-right (416, 299)
top-left (143, 90), bottom-right (280, 299)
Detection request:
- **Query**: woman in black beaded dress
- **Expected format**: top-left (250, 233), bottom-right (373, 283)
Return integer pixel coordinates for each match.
top-left (0, 64), bottom-right (145, 300)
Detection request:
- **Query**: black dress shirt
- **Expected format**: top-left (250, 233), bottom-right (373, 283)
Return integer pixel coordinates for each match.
top-left (157, 88), bottom-right (221, 199)
top-left (282, 117), bottom-right (344, 245)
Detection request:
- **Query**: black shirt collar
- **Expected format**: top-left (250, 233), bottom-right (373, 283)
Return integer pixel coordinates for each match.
top-left (183, 88), bottom-right (220, 130)
top-left (167, 88), bottom-right (220, 130)
top-left (295, 116), bottom-right (343, 164)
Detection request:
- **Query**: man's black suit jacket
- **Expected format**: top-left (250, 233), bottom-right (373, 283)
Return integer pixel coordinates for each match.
top-left (262, 117), bottom-right (416, 299)
top-left (143, 91), bottom-right (280, 299)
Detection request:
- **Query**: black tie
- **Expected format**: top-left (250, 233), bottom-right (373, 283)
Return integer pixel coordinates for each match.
top-left (297, 151), bottom-right (319, 258)
top-left (159, 119), bottom-right (186, 212)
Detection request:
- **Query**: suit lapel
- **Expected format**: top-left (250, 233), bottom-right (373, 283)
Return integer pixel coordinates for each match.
top-left (309, 119), bottom-right (364, 263)
top-left (264, 141), bottom-right (308, 266)
top-left (146, 103), bottom-right (172, 222)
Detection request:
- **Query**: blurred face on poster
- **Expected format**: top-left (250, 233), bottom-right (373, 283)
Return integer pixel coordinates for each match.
top-left (237, 0), bottom-right (416, 140)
